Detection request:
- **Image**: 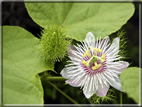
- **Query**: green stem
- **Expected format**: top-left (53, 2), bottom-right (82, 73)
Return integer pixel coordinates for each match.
top-left (47, 76), bottom-right (66, 81)
top-left (48, 81), bottom-right (81, 106)
top-left (120, 92), bottom-right (122, 107)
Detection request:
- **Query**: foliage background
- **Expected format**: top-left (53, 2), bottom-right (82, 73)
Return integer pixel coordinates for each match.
top-left (2, 1), bottom-right (140, 104)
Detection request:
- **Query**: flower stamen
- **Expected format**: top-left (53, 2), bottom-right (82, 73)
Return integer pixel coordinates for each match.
top-left (94, 48), bottom-right (102, 52)
top-left (92, 64), bottom-right (101, 70)
top-left (101, 54), bottom-right (106, 60)
top-left (83, 50), bottom-right (90, 57)
top-left (83, 53), bottom-right (87, 57)
top-left (82, 60), bottom-right (87, 66)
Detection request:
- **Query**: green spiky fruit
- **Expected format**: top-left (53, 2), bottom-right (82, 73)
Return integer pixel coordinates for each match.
top-left (39, 24), bottom-right (71, 63)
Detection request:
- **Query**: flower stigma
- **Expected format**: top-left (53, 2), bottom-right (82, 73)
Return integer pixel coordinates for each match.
top-left (82, 46), bottom-right (106, 70)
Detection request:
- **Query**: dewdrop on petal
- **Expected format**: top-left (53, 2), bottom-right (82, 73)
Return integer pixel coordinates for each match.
top-left (60, 32), bottom-right (129, 99)
top-left (39, 24), bottom-right (71, 63)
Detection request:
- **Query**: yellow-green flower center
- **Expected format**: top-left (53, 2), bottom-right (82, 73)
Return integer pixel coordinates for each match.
top-left (82, 46), bottom-right (106, 70)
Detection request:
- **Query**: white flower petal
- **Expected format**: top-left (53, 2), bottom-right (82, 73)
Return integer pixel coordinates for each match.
top-left (67, 45), bottom-right (82, 60)
top-left (107, 61), bottom-right (129, 75)
top-left (71, 73), bottom-right (85, 81)
top-left (96, 74), bottom-right (103, 88)
top-left (76, 44), bottom-right (85, 53)
top-left (60, 67), bottom-right (72, 79)
top-left (108, 76), bottom-right (124, 92)
top-left (105, 37), bottom-right (120, 56)
top-left (81, 40), bottom-right (88, 51)
top-left (65, 73), bottom-right (86, 87)
top-left (80, 75), bottom-right (88, 89)
top-left (85, 32), bottom-right (95, 47)
top-left (100, 73), bottom-right (109, 87)
top-left (61, 66), bottom-right (82, 79)
top-left (102, 44), bottom-right (110, 54)
top-left (96, 81), bottom-right (109, 97)
top-left (97, 37), bottom-right (102, 49)
top-left (99, 36), bottom-right (110, 50)
top-left (111, 37), bottom-right (120, 52)
top-left (103, 71), bottom-right (115, 82)
top-left (83, 88), bottom-right (96, 99)
top-left (94, 75), bottom-right (98, 90)
top-left (95, 37), bottom-right (99, 48)
top-left (66, 79), bottom-right (81, 87)
top-left (68, 57), bottom-right (81, 63)
top-left (83, 76), bottom-right (96, 99)
top-left (107, 56), bottom-right (122, 62)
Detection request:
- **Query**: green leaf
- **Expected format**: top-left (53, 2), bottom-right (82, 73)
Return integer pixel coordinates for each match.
top-left (3, 26), bottom-right (54, 104)
top-left (120, 67), bottom-right (140, 104)
top-left (25, 3), bottom-right (134, 41)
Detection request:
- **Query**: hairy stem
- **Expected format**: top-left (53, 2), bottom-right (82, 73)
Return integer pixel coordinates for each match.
top-left (48, 81), bottom-right (80, 106)
top-left (47, 76), bottom-right (66, 81)
top-left (120, 92), bottom-right (122, 107)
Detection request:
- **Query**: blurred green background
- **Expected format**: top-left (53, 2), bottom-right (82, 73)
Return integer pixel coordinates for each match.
top-left (2, 2), bottom-right (140, 104)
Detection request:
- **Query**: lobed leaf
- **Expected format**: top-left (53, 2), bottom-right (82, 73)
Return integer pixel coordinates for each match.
top-left (25, 3), bottom-right (134, 41)
top-left (120, 67), bottom-right (140, 104)
top-left (3, 26), bottom-right (54, 104)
